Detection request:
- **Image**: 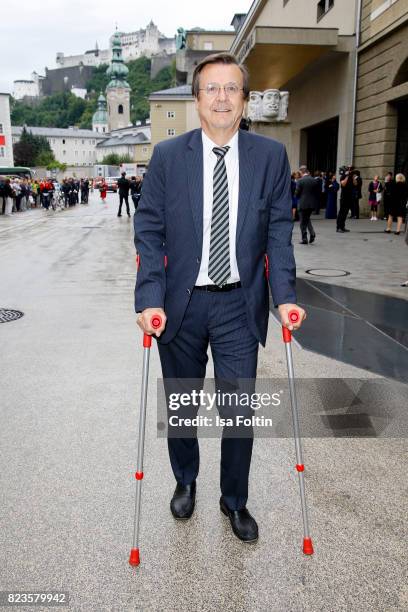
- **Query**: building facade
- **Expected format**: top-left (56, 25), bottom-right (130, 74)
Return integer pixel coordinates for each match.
top-left (92, 94), bottom-right (109, 134)
top-left (149, 85), bottom-right (201, 148)
top-left (0, 94), bottom-right (14, 166)
top-left (106, 33), bottom-right (131, 132)
top-left (95, 125), bottom-right (152, 168)
top-left (354, 0), bottom-right (408, 182)
top-left (13, 72), bottom-right (44, 100)
top-left (231, 0), bottom-right (359, 175)
top-left (112, 21), bottom-right (176, 62)
top-left (56, 44), bottom-right (111, 69)
top-left (11, 127), bottom-right (105, 167)
top-left (55, 22), bottom-right (175, 70)
top-left (176, 29), bottom-right (236, 85)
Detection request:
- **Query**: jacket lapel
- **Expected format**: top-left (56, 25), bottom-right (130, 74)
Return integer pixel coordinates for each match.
top-left (185, 129), bottom-right (203, 252)
top-left (236, 130), bottom-right (255, 240)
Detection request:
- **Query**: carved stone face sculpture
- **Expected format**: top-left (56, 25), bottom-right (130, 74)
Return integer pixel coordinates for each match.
top-left (262, 89), bottom-right (281, 118)
top-left (278, 91), bottom-right (289, 121)
top-left (247, 91), bottom-right (263, 122)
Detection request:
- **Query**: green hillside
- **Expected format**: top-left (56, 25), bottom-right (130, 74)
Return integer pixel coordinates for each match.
top-left (10, 57), bottom-right (176, 129)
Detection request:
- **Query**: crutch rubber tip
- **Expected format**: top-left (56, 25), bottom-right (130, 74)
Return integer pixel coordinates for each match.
top-left (129, 548), bottom-right (140, 566)
top-left (303, 537), bottom-right (314, 555)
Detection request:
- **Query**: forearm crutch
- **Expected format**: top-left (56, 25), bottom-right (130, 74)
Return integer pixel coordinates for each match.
top-left (129, 314), bottom-right (162, 567)
top-left (282, 310), bottom-right (314, 555)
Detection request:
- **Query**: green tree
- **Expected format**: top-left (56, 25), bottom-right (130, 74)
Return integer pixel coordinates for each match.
top-left (101, 153), bottom-right (120, 165)
top-left (13, 140), bottom-right (37, 166)
top-left (13, 127), bottom-right (56, 166)
top-left (36, 151), bottom-right (56, 166)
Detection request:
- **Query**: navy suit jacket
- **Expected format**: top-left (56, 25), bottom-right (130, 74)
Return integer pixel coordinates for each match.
top-left (134, 128), bottom-right (296, 346)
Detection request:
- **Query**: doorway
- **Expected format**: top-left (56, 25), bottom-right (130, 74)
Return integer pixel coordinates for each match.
top-left (395, 99), bottom-right (408, 176)
top-left (302, 116), bottom-right (339, 174)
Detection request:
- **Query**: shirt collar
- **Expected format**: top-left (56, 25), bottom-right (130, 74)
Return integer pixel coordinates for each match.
top-left (201, 129), bottom-right (239, 160)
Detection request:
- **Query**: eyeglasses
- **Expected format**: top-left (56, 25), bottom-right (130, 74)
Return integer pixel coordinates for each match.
top-left (199, 82), bottom-right (243, 97)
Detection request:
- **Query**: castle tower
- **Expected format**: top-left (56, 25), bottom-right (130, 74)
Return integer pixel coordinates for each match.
top-left (106, 31), bottom-right (131, 131)
top-left (92, 92), bottom-right (109, 133)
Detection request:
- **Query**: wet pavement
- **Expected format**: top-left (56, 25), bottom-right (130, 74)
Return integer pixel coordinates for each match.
top-left (0, 198), bottom-right (407, 611)
top-left (292, 279), bottom-right (408, 383)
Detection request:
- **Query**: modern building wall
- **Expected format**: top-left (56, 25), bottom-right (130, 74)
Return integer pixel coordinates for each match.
top-left (255, 0), bottom-right (357, 35)
top-left (254, 48), bottom-right (355, 171)
top-left (177, 31), bottom-right (236, 85)
top-left (231, 0), bottom-right (358, 177)
top-left (0, 94), bottom-right (14, 166)
top-left (185, 31), bottom-right (235, 51)
top-left (354, 0), bottom-right (408, 188)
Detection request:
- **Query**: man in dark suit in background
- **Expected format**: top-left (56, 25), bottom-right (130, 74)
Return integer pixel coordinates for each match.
top-left (295, 166), bottom-right (318, 244)
top-left (134, 53), bottom-right (306, 543)
top-left (117, 172), bottom-right (130, 217)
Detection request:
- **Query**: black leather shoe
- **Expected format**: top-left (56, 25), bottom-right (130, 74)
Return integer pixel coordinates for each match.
top-left (220, 497), bottom-right (258, 543)
top-left (309, 234), bottom-right (316, 244)
top-left (299, 240), bottom-right (308, 244)
top-left (170, 482), bottom-right (196, 520)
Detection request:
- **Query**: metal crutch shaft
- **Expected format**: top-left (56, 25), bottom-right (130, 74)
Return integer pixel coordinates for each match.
top-left (282, 310), bottom-right (314, 555)
top-left (129, 315), bottom-right (162, 567)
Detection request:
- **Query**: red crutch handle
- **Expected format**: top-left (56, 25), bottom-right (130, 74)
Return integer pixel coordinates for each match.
top-left (282, 309), bottom-right (299, 343)
top-left (143, 314), bottom-right (163, 348)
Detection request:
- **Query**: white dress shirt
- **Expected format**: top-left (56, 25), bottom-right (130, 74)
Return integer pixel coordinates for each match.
top-left (195, 129), bottom-right (240, 286)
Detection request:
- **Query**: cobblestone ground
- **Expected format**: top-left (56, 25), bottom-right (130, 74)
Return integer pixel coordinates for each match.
top-left (0, 196), bottom-right (407, 611)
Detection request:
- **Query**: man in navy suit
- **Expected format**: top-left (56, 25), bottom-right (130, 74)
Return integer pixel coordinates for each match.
top-left (134, 53), bottom-right (306, 543)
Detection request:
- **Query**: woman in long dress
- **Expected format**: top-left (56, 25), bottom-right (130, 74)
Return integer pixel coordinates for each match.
top-left (325, 173), bottom-right (339, 219)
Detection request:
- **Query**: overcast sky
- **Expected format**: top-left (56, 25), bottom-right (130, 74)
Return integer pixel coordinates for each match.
top-left (0, 0), bottom-right (251, 94)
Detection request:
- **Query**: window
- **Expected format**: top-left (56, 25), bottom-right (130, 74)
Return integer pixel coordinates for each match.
top-left (204, 42), bottom-right (213, 51)
top-left (317, 0), bottom-right (334, 20)
top-left (118, 104), bottom-right (124, 114)
top-left (0, 148), bottom-right (4, 157)
top-left (92, 140), bottom-right (95, 144)
top-left (75, 139), bottom-right (77, 144)
top-left (167, 128), bottom-right (176, 136)
top-left (75, 151), bottom-right (78, 157)
top-left (82, 139), bottom-right (85, 144)
top-left (63, 150), bottom-right (66, 155)
top-left (0, 123), bottom-right (3, 133)
top-left (167, 110), bottom-right (175, 118)
top-left (95, 127), bottom-right (99, 132)
top-left (53, 139), bottom-right (55, 143)
top-left (83, 151), bottom-right (85, 156)
top-left (142, 147), bottom-right (148, 154)
top-left (62, 139), bottom-right (66, 144)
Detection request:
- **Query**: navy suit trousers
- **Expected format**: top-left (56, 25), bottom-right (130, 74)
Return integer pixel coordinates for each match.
top-left (158, 287), bottom-right (259, 511)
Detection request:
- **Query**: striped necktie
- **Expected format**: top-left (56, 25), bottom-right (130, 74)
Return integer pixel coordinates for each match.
top-left (208, 146), bottom-right (230, 287)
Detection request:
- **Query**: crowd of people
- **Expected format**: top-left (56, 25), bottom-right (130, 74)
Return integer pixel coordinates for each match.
top-left (0, 177), bottom-right (95, 215)
top-left (290, 167), bottom-right (407, 240)
top-left (0, 172), bottom-right (145, 218)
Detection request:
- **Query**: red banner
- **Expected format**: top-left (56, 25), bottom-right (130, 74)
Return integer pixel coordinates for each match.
top-left (0, 135), bottom-right (5, 146)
